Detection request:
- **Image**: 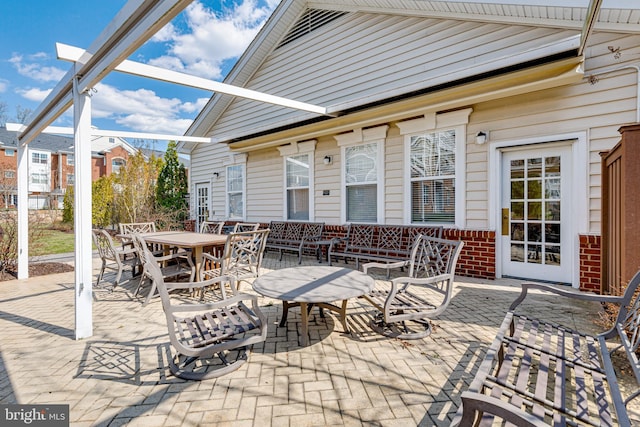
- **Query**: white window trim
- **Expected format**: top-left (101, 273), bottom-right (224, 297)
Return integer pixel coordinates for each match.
top-left (399, 109), bottom-right (471, 229)
top-left (278, 140), bottom-right (316, 221)
top-left (335, 125), bottom-right (387, 224)
top-left (5, 149), bottom-right (15, 157)
top-left (223, 153), bottom-right (247, 220)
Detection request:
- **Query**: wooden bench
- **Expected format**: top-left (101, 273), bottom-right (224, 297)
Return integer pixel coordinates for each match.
top-left (265, 221), bottom-right (324, 264)
top-left (454, 272), bottom-right (640, 426)
top-left (328, 223), bottom-right (443, 270)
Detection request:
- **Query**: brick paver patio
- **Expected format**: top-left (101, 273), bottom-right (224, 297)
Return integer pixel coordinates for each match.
top-left (0, 252), bottom-right (637, 426)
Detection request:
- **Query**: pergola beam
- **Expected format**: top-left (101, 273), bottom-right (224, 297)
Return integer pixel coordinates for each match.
top-left (56, 43), bottom-right (330, 116)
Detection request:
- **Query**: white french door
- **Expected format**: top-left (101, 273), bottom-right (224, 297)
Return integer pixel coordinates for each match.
top-left (500, 145), bottom-right (573, 284)
top-left (195, 182), bottom-right (210, 232)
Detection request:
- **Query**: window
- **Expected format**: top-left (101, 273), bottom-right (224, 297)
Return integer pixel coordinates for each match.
top-left (5, 149), bottom-right (15, 157)
top-left (67, 174), bottom-right (75, 186)
top-left (4, 171), bottom-right (15, 179)
top-left (109, 137), bottom-right (115, 143)
top-left (399, 109), bottom-right (470, 228)
top-left (67, 154), bottom-right (74, 165)
top-left (112, 158), bottom-right (125, 174)
top-left (226, 164), bottom-right (245, 219)
top-left (336, 126), bottom-right (386, 223)
top-left (285, 154), bottom-right (310, 220)
top-left (345, 143), bottom-right (378, 222)
top-left (32, 173), bottom-right (48, 184)
top-left (31, 152), bottom-right (48, 164)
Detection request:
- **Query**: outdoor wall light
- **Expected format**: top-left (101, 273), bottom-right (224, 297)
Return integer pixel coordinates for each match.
top-left (475, 131), bottom-right (488, 145)
top-left (323, 155), bottom-right (332, 165)
top-left (212, 172), bottom-right (220, 179)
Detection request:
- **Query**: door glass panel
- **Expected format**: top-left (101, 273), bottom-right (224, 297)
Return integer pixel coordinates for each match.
top-left (508, 155), bottom-right (561, 266)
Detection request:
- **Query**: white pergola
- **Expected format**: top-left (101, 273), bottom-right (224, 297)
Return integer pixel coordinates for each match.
top-left (14, 0), bottom-right (328, 339)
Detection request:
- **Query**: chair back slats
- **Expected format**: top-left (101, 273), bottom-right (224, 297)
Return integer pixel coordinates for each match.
top-left (232, 222), bottom-right (260, 233)
top-left (200, 221), bottom-right (225, 234)
top-left (119, 222), bottom-right (156, 235)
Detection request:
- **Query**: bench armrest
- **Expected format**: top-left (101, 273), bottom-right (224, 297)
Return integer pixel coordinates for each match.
top-left (455, 392), bottom-right (548, 427)
top-left (509, 282), bottom-right (624, 311)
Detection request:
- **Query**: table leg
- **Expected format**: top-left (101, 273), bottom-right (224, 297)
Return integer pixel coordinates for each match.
top-left (279, 301), bottom-right (290, 327)
top-left (339, 300), bottom-right (350, 334)
top-left (300, 302), bottom-right (309, 346)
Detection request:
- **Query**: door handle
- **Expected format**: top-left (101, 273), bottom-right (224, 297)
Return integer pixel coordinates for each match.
top-left (502, 208), bottom-right (509, 235)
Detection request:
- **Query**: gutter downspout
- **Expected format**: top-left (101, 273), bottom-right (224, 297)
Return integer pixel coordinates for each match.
top-left (579, 0), bottom-right (603, 58)
top-left (588, 64), bottom-right (640, 123)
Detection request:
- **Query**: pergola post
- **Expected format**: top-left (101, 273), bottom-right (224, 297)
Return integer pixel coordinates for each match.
top-left (16, 144), bottom-right (29, 280)
top-left (73, 75), bottom-right (93, 339)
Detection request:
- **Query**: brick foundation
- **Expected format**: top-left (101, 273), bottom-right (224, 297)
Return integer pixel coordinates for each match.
top-left (579, 234), bottom-right (601, 293)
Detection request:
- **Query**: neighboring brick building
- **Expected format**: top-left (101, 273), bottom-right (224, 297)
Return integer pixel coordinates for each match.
top-left (0, 127), bottom-right (137, 209)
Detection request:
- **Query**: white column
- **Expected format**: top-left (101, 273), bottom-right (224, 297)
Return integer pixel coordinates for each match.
top-left (16, 143), bottom-right (29, 279)
top-left (73, 75), bottom-right (93, 339)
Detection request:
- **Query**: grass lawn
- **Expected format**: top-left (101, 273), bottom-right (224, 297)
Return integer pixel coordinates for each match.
top-left (31, 228), bottom-right (75, 256)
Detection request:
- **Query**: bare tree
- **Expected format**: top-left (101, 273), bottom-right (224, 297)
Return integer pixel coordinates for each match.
top-left (15, 105), bottom-right (33, 124)
top-left (0, 100), bottom-right (7, 127)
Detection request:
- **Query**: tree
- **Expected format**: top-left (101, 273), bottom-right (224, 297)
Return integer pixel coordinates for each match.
top-left (92, 175), bottom-right (114, 228)
top-left (62, 186), bottom-right (74, 223)
top-left (113, 151), bottom-right (162, 224)
top-left (15, 105), bottom-right (33, 124)
top-left (156, 141), bottom-right (188, 223)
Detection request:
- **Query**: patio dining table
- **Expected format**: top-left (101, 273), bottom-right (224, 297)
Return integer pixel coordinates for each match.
top-left (132, 231), bottom-right (228, 277)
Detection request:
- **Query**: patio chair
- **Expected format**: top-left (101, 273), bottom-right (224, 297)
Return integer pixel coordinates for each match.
top-left (138, 237), bottom-right (267, 380)
top-left (130, 233), bottom-right (196, 305)
top-left (92, 229), bottom-right (139, 288)
top-left (118, 221), bottom-right (156, 234)
top-left (200, 229), bottom-right (270, 292)
top-left (232, 222), bottom-right (260, 233)
top-left (362, 235), bottom-right (464, 339)
top-left (199, 220), bottom-right (225, 234)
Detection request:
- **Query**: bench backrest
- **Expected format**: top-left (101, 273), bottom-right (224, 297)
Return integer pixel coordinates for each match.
top-left (344, 224), bottom-right (443, 256)
top-left (119, 222), bottom-right (156, 234)
top-left (267, 221), bottom-right (324, 242)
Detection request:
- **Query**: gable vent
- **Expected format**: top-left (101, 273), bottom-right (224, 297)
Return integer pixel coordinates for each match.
top-left (276, 9), bottom-right (348, 49)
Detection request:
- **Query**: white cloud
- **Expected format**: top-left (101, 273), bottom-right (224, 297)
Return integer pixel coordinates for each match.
top-left (148, 0), bottom-right (275, 80)
top-left (16, 87), bottom-right (52, 102)
top-left (0, 79), bottom-right (8, 93)
top-left (180, 97), bottom-right (210, 114)
top-left (9, 53), bottom-right (67, 83)
top-left (90, 83), bottom-right (197, 134)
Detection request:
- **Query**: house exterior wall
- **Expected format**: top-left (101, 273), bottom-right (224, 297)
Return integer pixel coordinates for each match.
top-left (188, 9), bottom-right (639, 291)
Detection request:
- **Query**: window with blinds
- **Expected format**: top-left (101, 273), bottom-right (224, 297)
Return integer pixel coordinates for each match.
top-left (345, 143), bottom-right (377, 222)
top-left (227, 164), bottom-right (244, 219)
top-left (410, 130), bottom-right (456, 223)
top-left (286, 154), bottom-right (310, 220)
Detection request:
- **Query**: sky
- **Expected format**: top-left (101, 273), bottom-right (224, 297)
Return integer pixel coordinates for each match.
top-left (0, 0), bottom-right (279, 149)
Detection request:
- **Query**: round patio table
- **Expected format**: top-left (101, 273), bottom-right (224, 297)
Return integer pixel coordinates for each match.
top-left (252, 266), bottom-right (374, 346)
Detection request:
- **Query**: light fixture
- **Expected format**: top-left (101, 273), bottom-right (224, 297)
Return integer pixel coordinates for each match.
top-left (212, 172), bottom-right (219, 178)
top-left (323, 155), bottom-right (332, 165)
top-left (475, 131), bottom-right (488, 145)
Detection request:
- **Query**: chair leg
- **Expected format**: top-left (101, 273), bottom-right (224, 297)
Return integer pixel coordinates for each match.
top-left (168, 349), bottom-right (249, 380)
top-left (96, 263), bottom-right (106, 286)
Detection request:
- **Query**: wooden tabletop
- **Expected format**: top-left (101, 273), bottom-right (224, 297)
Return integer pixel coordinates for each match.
top-left (138, 231), bottom-right (228, 248)
top-left (253, 266), bottom-right (374, 303)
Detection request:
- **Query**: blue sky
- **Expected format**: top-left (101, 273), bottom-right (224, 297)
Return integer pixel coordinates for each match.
top-left (0, 0), bottom-right (278, 146)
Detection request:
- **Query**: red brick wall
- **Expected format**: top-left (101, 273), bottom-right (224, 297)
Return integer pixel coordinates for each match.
top-left (579, 234), bottom-right (601, 293)
top-left (443, 229), bottom-right (496, 279)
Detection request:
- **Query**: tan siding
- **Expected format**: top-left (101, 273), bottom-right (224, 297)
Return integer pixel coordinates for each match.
top-left (467, 33), bottom-right (638, 233)
top-left (246, 149), bottom-right (283, 222)
top-left (313, 137), bottom-right (341, 223)
top-left (212, 13), bottom-right (577, 141)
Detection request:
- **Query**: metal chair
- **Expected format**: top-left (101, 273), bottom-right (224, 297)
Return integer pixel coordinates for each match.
top-left (138, 237), bottom-right (267, 380)
top-left (130, 234), bottom-right (196, 305)
top-left (199, 220), bottom-right (225, 234)
top-left (92, 229), bottom-right (139, 288)
top-left (118, 222), bottom-right (156, 234)
top-left (362, 235), bottom-right (464, 339)
top-left (232, 222), bottom-right (260, 233)
top-left (200, 229), bottom-right (270, 291)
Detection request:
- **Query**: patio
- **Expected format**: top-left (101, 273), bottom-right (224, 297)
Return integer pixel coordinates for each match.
top-left (0, 252), bottom-right (637, 426)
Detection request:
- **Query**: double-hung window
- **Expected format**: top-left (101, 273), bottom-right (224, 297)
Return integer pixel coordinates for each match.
top-left (278, 140), bottom-right (315, 221)
top-left (31, 152), bottom-right (48, 164)
top-left (345, 143), bottom-right (378, 222)
top-left (409, 130), bottom-right (456, 223)
top-left (399, 109), bottom-right (470, 228)
top-left (285, 154), bottom-right (310, 220)
top-left (335, 126), bottom-right (386, 224)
